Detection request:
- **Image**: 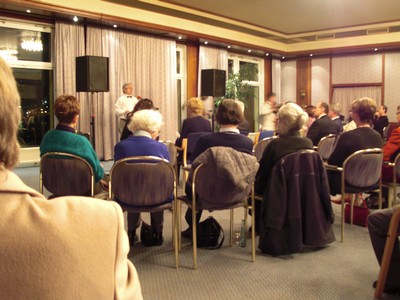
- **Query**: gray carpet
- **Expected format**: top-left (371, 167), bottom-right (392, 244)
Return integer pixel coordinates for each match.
top-left (14, 164), bottom-right (400, 300)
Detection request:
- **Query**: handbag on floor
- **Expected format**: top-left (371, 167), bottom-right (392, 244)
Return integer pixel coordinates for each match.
top-left (344, 198), bottom-right (369, 227)
top-left (196, 217), bottom-right (224, 249)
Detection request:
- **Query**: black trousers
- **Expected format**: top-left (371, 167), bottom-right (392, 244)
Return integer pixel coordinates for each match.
top-left (128, 212), bottom-right (164, 233)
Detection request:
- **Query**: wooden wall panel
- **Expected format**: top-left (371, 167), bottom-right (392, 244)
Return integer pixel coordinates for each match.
top-left (187, 44), bottom-right (199, 99)
top-left (296, 59), bottom-right (311, 106)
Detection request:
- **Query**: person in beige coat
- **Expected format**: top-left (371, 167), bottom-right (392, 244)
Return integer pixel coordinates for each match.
top-left (0, 57), bottom-right (143, 299)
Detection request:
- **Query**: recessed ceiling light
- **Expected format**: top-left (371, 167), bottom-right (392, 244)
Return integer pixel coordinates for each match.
top-left (282, 56), bottom-right (285, 60)
top-left (26, 9), bottom-right (31, 13)
top-left (113, 24), bottom-right (118, 28)
top-left (248, 49), bottom-right (252, 53)
top-left (227, 45), bottom-right (231, 49)
top-left (204, 41), bottom-right (208, 45)
top-left (178, 36), bottom-right (182, 40)
top-left (374, 48), bottom-right (378, 51)
top-left (265, 53), bottom-right (269, 56)
top-left (73, 16), bottom-right (79, 22)
top-left (310, 54), bottom-right (313, 57)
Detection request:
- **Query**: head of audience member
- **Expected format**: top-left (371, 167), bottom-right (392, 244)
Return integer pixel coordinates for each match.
top-left (377, 105), bottom-right (387, 117)
top-left (266, 92), bottom-right (277, 104)
top-left (187, 97), bottom-right (204, 117)
top-left (350, 97), bottom-right (377, 127)
top-left (133, 98), bottom-right (155, 114)
top-left (277, 102), bottom-right (309, 137)
top-left (55, 95), bottom-right (80, 128)
top-left (0, 58), bottom-right (21, 170)
top-left (128, 109), bottom-right (163, 140)
top-left (215, 99), bottom-right (243, 128)
top-left (122, 82), bottom-right (133, 96)
top-left (315, 102), bottom-right (329, 118)
top-left (329, 102), bottom-right (342, 118)
top-left (305, 105), bottom-right (315, 118)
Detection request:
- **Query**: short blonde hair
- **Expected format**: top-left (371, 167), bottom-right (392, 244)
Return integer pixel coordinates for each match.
top-left (128, 109), bottom-right (163, 134)
top-left (187, 97), bottom-right (204, 115)
top-left (0, 58), bottom-right (21, 169)
top-left (278, 102), bottom-right (308, 136)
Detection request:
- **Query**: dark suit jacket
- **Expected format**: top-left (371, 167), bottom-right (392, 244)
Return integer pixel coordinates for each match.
top-left (307, 115), bottom-right (340, 146)
top-left (327, 127), bottom-right (383, 195)
top-left (332, 117), bottom-right (343, 133)
top-left (373, 116), bottom-right (389, 137)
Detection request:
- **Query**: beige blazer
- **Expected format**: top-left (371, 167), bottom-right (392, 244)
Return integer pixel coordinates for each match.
top-left (0, 169), bottom-right (142, 300)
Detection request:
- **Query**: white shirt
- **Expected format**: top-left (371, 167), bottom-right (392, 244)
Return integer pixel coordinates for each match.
top-left (260, 101), bottom-right (276, 131)
top-left (115, 94), bottom-right (138, 119)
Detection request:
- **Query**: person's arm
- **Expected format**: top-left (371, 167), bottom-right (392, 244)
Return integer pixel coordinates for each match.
top-left (383, 129), bottom-right (400, 161)
top-left (327, 134), bottom-right (348, 167)
top-left (85, 142), bottom-right (104, 182)
top-left (306, 121), bottom-right (320, 146)
top-left (254, 143), bottom-right (274, 195)
top-left (111, 202), bottom-right (143, 299)
top-left (115, 97), bottom-right (129, 118)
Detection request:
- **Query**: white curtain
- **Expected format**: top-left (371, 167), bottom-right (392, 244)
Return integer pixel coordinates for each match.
top-left (332, 86), bottom-right (382, 120)
top-left (54, 21), bottom-right (86, 129)
top-left (198, 46), bottom-right (228, 114)
top-left (82, 26), bottom-right (177, 160)
top-left (271, 58), bottom-right (281, 103)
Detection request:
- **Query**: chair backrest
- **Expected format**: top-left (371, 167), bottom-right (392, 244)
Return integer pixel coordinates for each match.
top-left (382, 126), bottom-right (389, 141)
top-left (317, 134), bottom-right (338, 161)
top-left (182, 131), bottom-right (211, 166)
top-left (40, 152), bottom-right (94, 196)
top-left (343, 148), bottom-right (383, 188)
top-left (161, 141), bottom-right (178, 167)
top-left (109, 156), bottom-right (175, 211)
top-left (254, 136), bottom-right (277, 161)
top-left (392, 152), bottom-right (400, 179)
top-left (259, 130), bottom-right (275, 141)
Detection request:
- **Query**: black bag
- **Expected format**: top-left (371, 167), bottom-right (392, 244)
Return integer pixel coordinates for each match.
top-left (196, 217), bottom-right (224, 249)
top-left (140, 222), bottom-right (156, 247)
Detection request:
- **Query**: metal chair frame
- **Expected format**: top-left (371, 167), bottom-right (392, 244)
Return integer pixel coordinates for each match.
top-left (40, 151), bottom-right (95, 197)
top-left (317, 134), bottom-right (338, 161)
top-left (326, 148), bottom-right (383, 242)
top-left (381, 152), bottom-right (400, 208)
top-left (108, 156), bottom-right (179, 269)
top-left (253, 136), bottom-right (278, 162)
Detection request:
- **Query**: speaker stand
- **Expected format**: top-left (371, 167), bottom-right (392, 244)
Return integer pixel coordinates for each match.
top-left (89, 92), bottom-right (96, 151)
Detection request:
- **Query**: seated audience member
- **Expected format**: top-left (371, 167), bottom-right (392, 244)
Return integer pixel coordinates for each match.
top-left (368, 208), bottom-right (400, 295)
top-left (40, 94), bottom-right (107, 193)
top-left (305, 105), bottom-right (316, 132)
top-left (235, 100), bottom-right (250, 136)
top-left (373, 105), bottom-right (389, 137)
top-left (329, 102), bottom-right (344, 133)
top-left (120, 98), bottom-right (156, 141)
top-left (0, 58), bottom-right (142, 299)
top-left (382, 106), bottom-right (400, 182)
top-left (114, 109), bottom-right (169, 246)
top-left (182, 99), bottom-right (254, 238)
top-left (307, 101), bottom-right (340, 146)
top-left (254, 103), bottom-right (314, 233)
top-left (328, 97), bottom-right (383, 195)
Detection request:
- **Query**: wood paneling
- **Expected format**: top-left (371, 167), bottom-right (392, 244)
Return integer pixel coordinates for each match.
top-left (296, 59), bottom-right (311, 106)
top-left (186, 44), bottom-right (199, 98)
top-left (264, 57), bottom-right (272, 100)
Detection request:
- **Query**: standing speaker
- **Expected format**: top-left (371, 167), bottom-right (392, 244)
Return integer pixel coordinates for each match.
top-left (76, 56), bottom-right (109, 92)
top-left (201, 69), bottom-right (226, 97)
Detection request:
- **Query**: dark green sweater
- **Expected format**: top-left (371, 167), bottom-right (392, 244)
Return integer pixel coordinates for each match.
top-left (40, 130), bottom-right (104, 182)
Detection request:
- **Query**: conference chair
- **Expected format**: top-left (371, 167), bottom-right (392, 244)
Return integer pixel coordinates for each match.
top-left (374, 206), bottom-right (400, 299)
top-left (317, 134), bottom-right (338, 161)
top-left (326, 148), bottom-right (383, 242)
top-left (177, 148), bottom-right (257, 269)
top-left (253, 136), bottom-right (277, 162)
top-left (109, 156), bottom-right (178, 268)
top-left (162, 141), bottom-right (179, 178)
top-left (40, 152), bottom-right (95, 197)
top-left (381, 152), bottom-right (400, 208)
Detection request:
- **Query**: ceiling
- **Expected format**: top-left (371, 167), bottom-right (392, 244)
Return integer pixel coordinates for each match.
top-left (160, 0), bottom-right (400, 35)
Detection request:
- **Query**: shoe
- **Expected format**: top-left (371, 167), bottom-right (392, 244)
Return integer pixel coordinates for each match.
top-left (181, 227), bottom-right (192, 239)
top-left (154, 232), bottom-right (164, 246)
top-left (128, 230), bottom-right (138, 246)
top-left (373, 280), bottom-right (400, 295)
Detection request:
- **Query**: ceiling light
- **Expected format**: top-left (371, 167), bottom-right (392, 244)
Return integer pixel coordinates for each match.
top-left (113, 24), bottom-right (118, 28)
top-left (20, 31), bottom-right (43, 52)
top-left (178, 36), bottom-right (182, 40)
top-left (73, 16), bottom-right (79, 22)
top-left (282, 56), bottom-right (285, 60)
top-left (248, 49), bottom-right (252, 53)
top-left (227, 45), bottom-right (231, 49)
top-left (265, 53), bottom-right (269, 56)
top-left (374, 48), bottom-right (378, 51)
top-left (26, 9), bottom-right (31, 13)
top-left (310, 54), bottom-right (313, 57)
top-left (204, 41), bottom-right (208, 45)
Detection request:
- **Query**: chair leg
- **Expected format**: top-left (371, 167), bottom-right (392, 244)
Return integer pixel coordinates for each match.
top-left (230, 209), bottom-right (234, 247)
top-left (173, 202), bottom-right (179, 269)
top-left (178, 201), bottom-right (182, 251)
top-left (350, 194), bottom-right (355, 225)
top-left (251, 188), bottom-right (256, 262)
top-left (192, 203), bottom-right (197, 270)
top-left (341, 193), bottom-right (345, 243)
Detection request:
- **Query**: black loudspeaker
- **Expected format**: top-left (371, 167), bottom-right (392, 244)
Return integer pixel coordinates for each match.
top-left (76, 56), bottom-right (109, 92)
top-left (201, 69), bottom-right (226, 97)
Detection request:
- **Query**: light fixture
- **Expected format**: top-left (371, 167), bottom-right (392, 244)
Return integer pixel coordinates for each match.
top-left (248, 49), bottom-right (252, 53)
top-left (113, 24), bottom-right (118, 28)
top-left (178, 36), bottom-right (182, 40)
top-left (26, 9), bottom-right (31, 13)
top-left (265, 53), bottom-right (269, 56)
top-left (282, 56), bottom-right (285, 60)
top-left (310, 54), bottom-right (313, 57)
top-left (374, 48), bottom-right (378, 51)
top-left (227, 45), bottom-right (231, 49)
top-left (0, 48), bottom-right (18, 61)
top-left (20, 31), bottom-right (43, 52)
top-left (73, 16), bottom-right (79, 22)
top-left (204, 41), bottom-right (208, 45)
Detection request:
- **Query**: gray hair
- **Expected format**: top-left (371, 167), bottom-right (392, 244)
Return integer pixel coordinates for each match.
top-left (128, 109), bottom-right (163, 134)
top-left (122, 82), bottom-right (132, 91)
top-left (330, 102), bottom-right (342, 115)
top-left (278, 102), bottom-right (308, 136)
top-left (0, 57), bottom-right (21, 169)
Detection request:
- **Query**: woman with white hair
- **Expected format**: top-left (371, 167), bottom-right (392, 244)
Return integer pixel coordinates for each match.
top-left (114, 109), bottom-right (169, 246)
top-left (253, 102), bottom-right (314, 234)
